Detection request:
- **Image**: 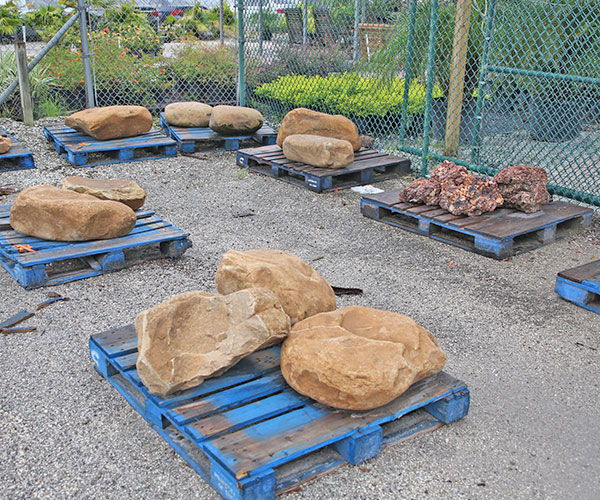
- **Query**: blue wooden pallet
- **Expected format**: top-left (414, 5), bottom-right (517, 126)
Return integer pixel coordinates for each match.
top-left (237, 145), bottom-right (412, 193)
top-left (555, 260), bottom-right (600, 314)
top-left (0, 127), bottom-right (35, 172)
top-left (0, 204), bottom-right (191, 289)
top-left (160, 113), bottom-right (277, 153)
top-left (90, 324), bottom-right (469, 500)
top-left (43, 124), bottom-right (177, 167)
top-left (361, 189), bottom-right (594, 259)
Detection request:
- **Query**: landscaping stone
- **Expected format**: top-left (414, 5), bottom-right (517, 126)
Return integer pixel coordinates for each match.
top-left (0, 134), bottom-right (11, 153)
top-left (65, 105), bottom-right (153, 140)
top-left (164, 102), bottom-right (213, 127)
top-left (209, 105), bottom-right (264, 135)
top-left (9, 185), bottom-right (136, 241)
top-left (398, 177), bottom-right (441, 205)
top-left (439, 173), bottom-right (504, 216)
top-left (215, 249), bottom-right (336, 325)
top-left (135, 288), bottom-right (290, 397)
top-left (282, 134), bottom-right (354, 169)
top-left (60, 176), bottom-right (146, 210)
top-left (494, 164), bottom-right (551, 213)
top-left (280, 305), bottom-right (447, 410)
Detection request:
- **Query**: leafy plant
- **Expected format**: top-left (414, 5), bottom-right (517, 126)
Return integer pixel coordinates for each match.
top-left (171, 2), bottom-right (235, 41)
top-left (104, 2), bottom-right (149, 29)
top-left (23, 5), bottom-right (67, 42)
top-left (167, 45), bottom-right (236, 87)
top-left (0, 1), bottom-right (22, 37)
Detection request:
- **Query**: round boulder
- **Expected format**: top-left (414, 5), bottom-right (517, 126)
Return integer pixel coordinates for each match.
top-left (10, 185), bottom-right (136, 241)
top-left (65, 105), bottom-right (153, 141)
top-left (282, 134), bottom-right (354, 169)
top-left (209, 105), bottom-right (264, 136)
top-left (164, 102), bottom-right (213, 127)
top-left (281, 306), bottom-right (447, 410)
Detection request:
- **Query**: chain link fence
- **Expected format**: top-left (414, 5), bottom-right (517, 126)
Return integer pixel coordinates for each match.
top-left (243, 0), bottom-right (600, 207)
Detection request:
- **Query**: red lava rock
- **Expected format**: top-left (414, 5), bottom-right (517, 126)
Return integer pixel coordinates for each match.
top-left (493, 164), bottom-right (551, 213)
top-left (398, 177), bottom-right (441, 205)
top-left (439, 173), bottom-right (504, 216)
top-left (430, 161), bottom-right (469, 185)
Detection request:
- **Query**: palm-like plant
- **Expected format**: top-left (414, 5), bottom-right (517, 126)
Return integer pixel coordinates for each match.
top-left (0, 1), bottom-right (22, 37)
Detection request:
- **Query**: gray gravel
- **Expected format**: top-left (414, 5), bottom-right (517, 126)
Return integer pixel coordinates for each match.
top-left (1, 117), bottom-right (599, 500)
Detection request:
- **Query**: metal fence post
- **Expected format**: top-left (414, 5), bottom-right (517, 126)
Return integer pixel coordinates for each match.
top-left (237, 0), bottom-right (246, 106)
top-left (220, 0), bottom-right (225, 45)
top-left (352, 0), bottom-right (360, 61)
top-left (399, 0), bottom-right (419, 143)
top-left (14, 42), bottom-right (34, 126)
top-left (420, 0), bottom-right (440, 177)
top-left (78, 0), bottom-right (95, 108)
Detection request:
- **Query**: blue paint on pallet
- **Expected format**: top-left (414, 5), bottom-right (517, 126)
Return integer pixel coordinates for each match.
top-left (160, 113), bottom-right (277, 153)
top-left (90, 325), bottom-right (469, 500)
top-left (555, 260), bottom-right (600, 314)
top-left (0, 206), bottom-right (191, 289)
top-left (361, 189), bottom-right (593, 259)
top-left (237, 145), bottom-right (412, 193)
top-left (43, 124), bottom-right (177, 167)
top-left (0, 127), bottom-right (35, 172)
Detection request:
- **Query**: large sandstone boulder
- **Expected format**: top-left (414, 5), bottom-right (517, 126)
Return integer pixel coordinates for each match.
top-left (65, 105), bottom-right (152, 140)
top-left (282, 134), bottom-right (354, 169)
top-left (493, 164), bottom-right (551, 213)
top-left (209, 105), bottom-right (264, 135)
top-left (215, 249), bottom-right (336, 325)
top-left (0, 134), bottom-right (11, 154)
top-left (60, 176), bottom-right (146, 210)
top-left (10, 185), bottom-right (136, 241)
top-left (281, 306), bottom-right (447, 410)
top-left (135, 288), bottom-right (291, 397)
top-left (164, 102), bottom-right (213, 127)
top-left (277, 108), bottom-right (361, 152)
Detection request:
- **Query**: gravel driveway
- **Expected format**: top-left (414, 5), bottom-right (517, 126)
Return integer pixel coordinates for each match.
top-left (1, 117), bottom-right (599, 500)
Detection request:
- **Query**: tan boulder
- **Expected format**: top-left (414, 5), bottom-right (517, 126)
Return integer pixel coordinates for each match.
top-left (60, 175), bottom-right (146, 210)
top-left (215, 249), bottom-right (336, 325)
top-left (209, 105), bottom-right (264, 135)
top-left (276, 108), bottom-right (361, 152)
top-left (281, 306), bottom-right (447, 410)
top-left (282, 134), bottom-right (354, 169)
top-left (0, 135), bottom-right (11, 153)
top-left (164, 102), bottom-right (213, 127)
top-left (135, 288), bottom-right (291, 397)
top-left (9, 185), bottom-right (136, 241)
top-left (65, 105), bottom-right (152, 140)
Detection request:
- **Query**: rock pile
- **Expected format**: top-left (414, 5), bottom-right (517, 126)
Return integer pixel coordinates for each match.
top-left (61, 176), bottom-right (146, 210)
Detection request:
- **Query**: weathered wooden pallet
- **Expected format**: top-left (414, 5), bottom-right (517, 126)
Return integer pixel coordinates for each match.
top-left (361, 190), bottom-right (593, 259)
top-left (90, 324), bottom-right (469, 500)
top-left (159, 113), bottom-right (277, 153)
top-left (0, 127), bottom-right (35, 172)
top-left (237, 145), bottom-right (412, 193)
top-left (555, 260), bottom-right (600, 314)
top-left (43, 124), bottom-right (177, 167)
top-left (0, 204), bottom-right (191, 289)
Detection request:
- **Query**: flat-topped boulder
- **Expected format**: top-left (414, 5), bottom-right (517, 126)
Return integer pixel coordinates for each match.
top-left (136, 287), bottom-right (291, 397)
top-left (0, 134), bottom-right (11, 153)
top-left (282, 134), bottom-right (354, 169)
top-left (61, 176), bottom-right (146, 210)
top-left (281, 306), bottom-right (447, 410)
top-left (65, 105), bottom-right (152, 140)
top-left (164, 102), bottom-right (213, 127)
top-left (10, 185), bottom-right (136, 241)
top-left (277, 108), bottom-right (361, 152)
top-left (209, 105), bottom-right (264, 135)
top-left (215, 249), bottom-right (336, 325)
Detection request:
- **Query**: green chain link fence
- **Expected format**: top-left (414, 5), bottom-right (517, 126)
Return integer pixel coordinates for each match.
top-left (242, 0), bottom-right (600, 207)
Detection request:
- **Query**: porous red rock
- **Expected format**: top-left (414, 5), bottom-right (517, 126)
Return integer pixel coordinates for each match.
top-left (398, 177), bottom-right (441, 205)
top-left (65, 105), bottom-right (152, 140)
top-left (493, 164), bottom-right (551, 213)
top-left (439, 173), bottom-right (503, 216)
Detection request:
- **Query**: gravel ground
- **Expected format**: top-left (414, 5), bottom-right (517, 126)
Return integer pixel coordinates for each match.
top-left (1, 117), bottom-right (599, 500)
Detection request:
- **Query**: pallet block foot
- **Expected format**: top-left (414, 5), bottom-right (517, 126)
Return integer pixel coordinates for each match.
top-left (68, 151), bottom-right (88, 166)
top-left (211, 461), bottom-right (276, 500)
top-left (89, 340), bottom-right (118, 378)
top-left (14, 263), bottom-right (47, 289)
top-left (424, 388), bottom-right (470, 424)
top-left (224, 139), bottom-right (239, 151)
top-left (181, 142), bottom-right (195, 153)
top-left (160, 238), bottom-right (192, 258)
top-left (334, 424), bottom-right (383, 465)
top-left (118, 149), bottom-right (135, 162)
top-left (101, 251), bottom-right (126, 272)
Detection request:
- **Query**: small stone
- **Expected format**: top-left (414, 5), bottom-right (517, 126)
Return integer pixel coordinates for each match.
top-left (209, 105), bottom-right (264, 135)
top-left (215, 249), bottom-right (336, 325)
top-left (135, 288), bottom-right (291, 397)
top-left (10, 185), bottom-right (136, 241)
top-left (359, 135), bottom-right (375, 149)
top-left (282, 134), bottom-right (354, 169)
top-left (493, 164), bottom-right (551, 213)
top-left (61, 176), bottom-right (146, 210)
top-left (439, 174), bottom-right (504, 216)
top-left (65, 105), bottom-right (152, 140)
top-left (0, 135), bottom-right (11, 153)
top-left (280, 306), bottom-right (447, 410)
top-left (399, 178), bottom-right (441, 205)
top-left (277, 108), bottom-right (361, 152)
top-left (164, 102), bottom-right (213, 127)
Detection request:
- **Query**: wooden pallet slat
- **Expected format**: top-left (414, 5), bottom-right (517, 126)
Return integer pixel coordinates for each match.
top-left (237, 145), bottom-right (412, 193)
top-left (160, 113), bottom-right (277, 153)
top-left (361, 189), bottom-right (593, 259)
top-left (0, 127), bottom-right (35, 172)
top-left (43, 124), bottom-right (177, 167)
top-left (89, 324), bottom-right (469, 500)
top-left (0, 206), bottom-right (191, 289)
top-left (555, 259), bottom-right (600, 314)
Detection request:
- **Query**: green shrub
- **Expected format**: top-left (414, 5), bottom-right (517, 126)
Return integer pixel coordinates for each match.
top-left (0, 1), bottom-right (21, 36)
top-left (168, 2), bottom-right (235, 41)
top-left (254, 73), bottom-right (441, 117)
top-left (23, 5), bottom-right (67, 42)
top-left (166, 45), bottom-right (236, 87)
